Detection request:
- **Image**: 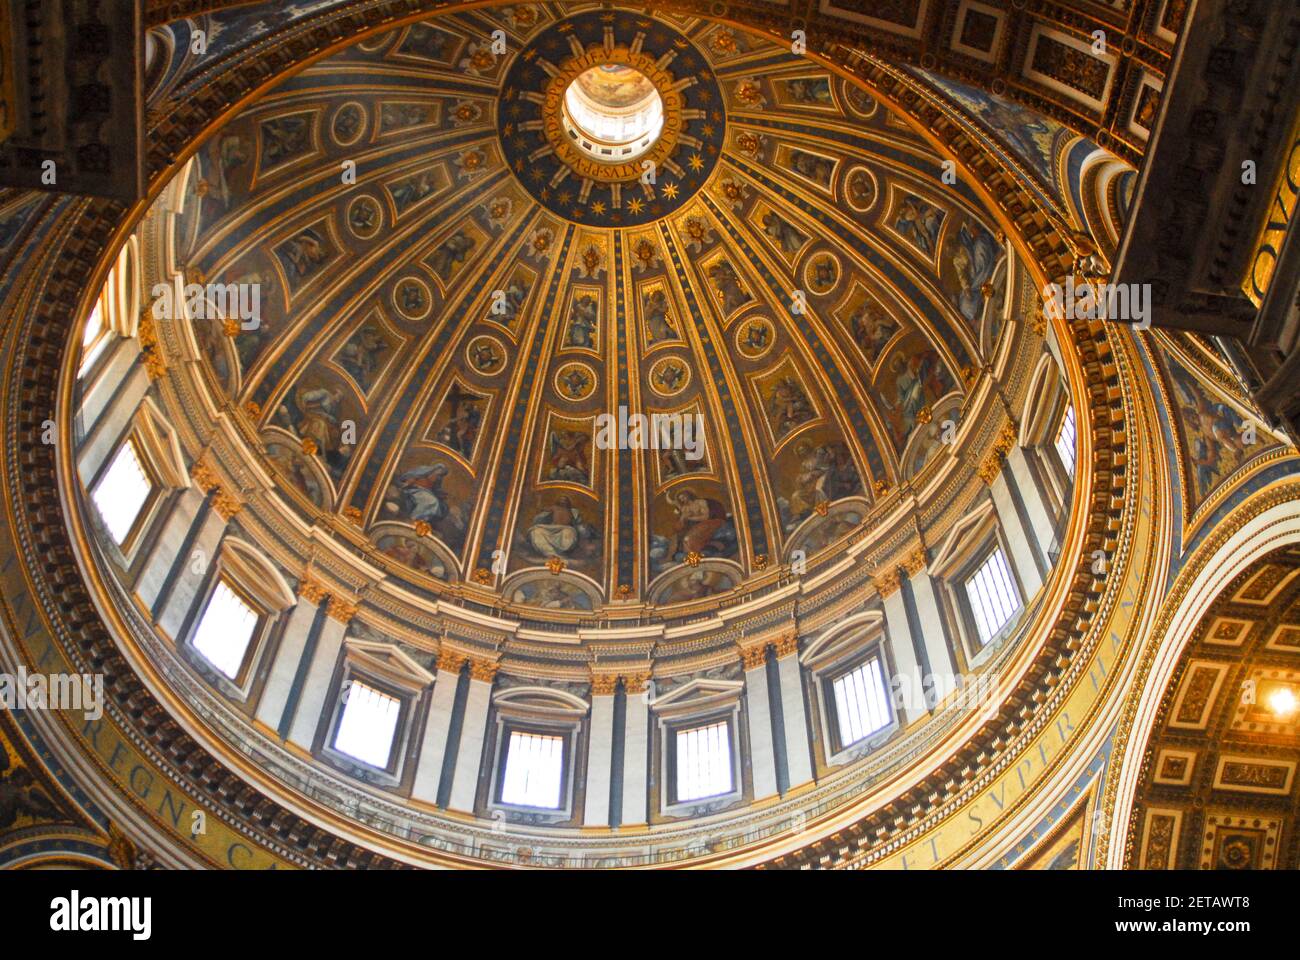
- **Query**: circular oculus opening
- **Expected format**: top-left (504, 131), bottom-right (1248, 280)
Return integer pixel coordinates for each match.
top-left (562, 63), bottom-right (665, 162)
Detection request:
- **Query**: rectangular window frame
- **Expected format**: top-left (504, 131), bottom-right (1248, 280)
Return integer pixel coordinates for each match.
top-left (1054, 404), bottom-right (1078, 479)
top-left (181, 570), bottom-right (276, 700)
top-left (826, 654), bottom-right (895, 754)
top-left (494, 727), bottom-right (571, 814)
top-left (316, 642), bottom-right (433, 789)
top-left (803, 626), bottom-right (902, 767)
top-left (948, 537), bottom-right (1025, 665)
top-left (90, 434), bottom-right (162, 561)
top-left (321, 673), bottom-right (413, 781)
top-left (331, 679), bottom-right (405, 770)
top-left (660, 708), bottom-right (742, 812)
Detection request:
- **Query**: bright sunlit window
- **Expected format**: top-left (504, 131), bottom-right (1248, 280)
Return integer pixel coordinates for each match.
top-left (80, 299), bottom-right (109, 373)
top-left (500, 731), bottom-right (564, 808)
top-left (966, 547), bottom-right (1021, 646)
top-left (333, 681), bottom-right (402, 768)
top-left (1055, 405), bottom-right (1077, 477)
top-left (191, 579), bottom-right (260, 680)
top-left (833, 657), bottom-right (891, 747)
top-left (92, 439), bottom-right (153, 545)
top-left (675, 721), bottom-right (732, 802)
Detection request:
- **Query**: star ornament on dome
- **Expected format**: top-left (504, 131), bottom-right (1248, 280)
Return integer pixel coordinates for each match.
top-left (662, 182), bottom-right (680, 199)
top-left (688, 154), bottom-right (705, 172)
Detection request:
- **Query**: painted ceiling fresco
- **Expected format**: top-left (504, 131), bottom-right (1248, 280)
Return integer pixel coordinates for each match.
top-left (175, 5), bottom-right (1021, 613)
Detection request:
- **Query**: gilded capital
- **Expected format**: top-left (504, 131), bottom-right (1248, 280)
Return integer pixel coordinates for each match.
top-left (977, 449), bottom-right (1006, 485)
top-left (468, 657), bottom-right (500, 683)
top-left (298, 577), bottom-right (328, 605)
top-left (873, 569), bottom-right (901, 598)
top-left (621, 672), bottom-right (650, 694)
top-left (141, 348), bottom-right (166, 380)
top-left (211, 489), bottom-right (242, 520)
top-left (772, 630), bottom-right (799, 659)
top-left (136, 315), bottom-right (157, 349)
top-left (436, 649), bottom-right (468, 674)
top-left (190, 461), bottom-right (220, 493)
top-left (902, 546), bottom-right (927, 577)
top-left (591, 673), bottom-right (620, 696)
top-left (326, 596), bottom-right (357, 624)
top-left (738, 642), bottom-right (769, 670)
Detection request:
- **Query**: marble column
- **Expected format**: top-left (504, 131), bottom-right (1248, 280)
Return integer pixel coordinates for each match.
top-left (447, 657), bottom-right (498, 813)
top-left (740, 644), bottom-right (779, 800)
top-left (773, 633), bottom-right (812, 788)
top-left (990, 464), bottom-right (1044, 597)
top-left (285, 596), bottom-right (354, 750)
top-left (253, 578), bottom-right (326, 731)
top-left (582, 675), bottom-right (618, 826)
top-left (620, 673), bottom-right (650, 826)
top-left (902, 549), bottom-right (958, 703)
top-left (411, 652), bottom-right (467, 806)
top-left (1006, 444), bottom-right (1060, 560)
top-left (881, 571), bottom-right (927, 722)
top-left (156, 471), bottom-right (238, 640)
top-left (76, 353), bottom-right (150, 486)
top-left (135, 484), bottom-right (206, 611)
